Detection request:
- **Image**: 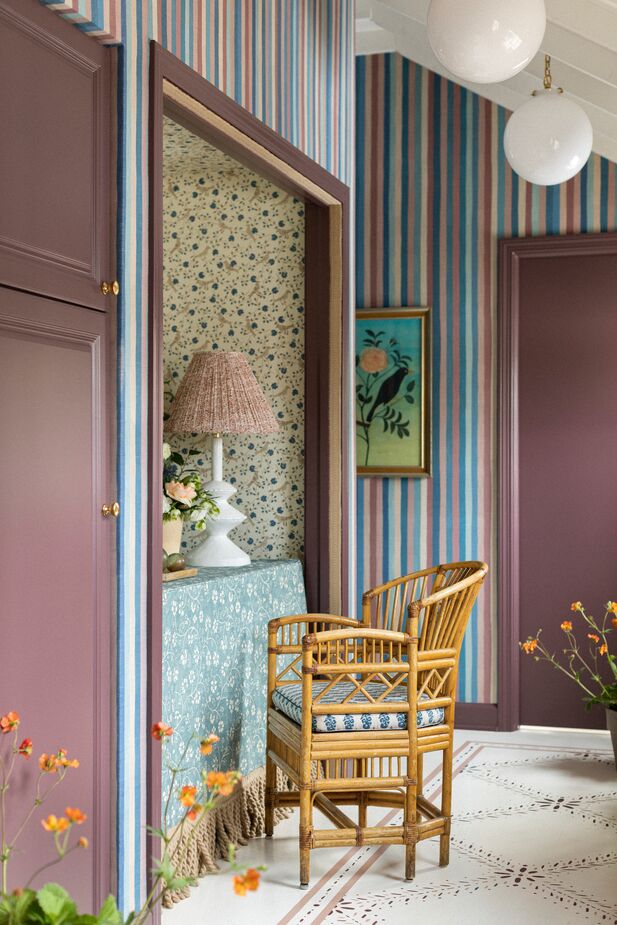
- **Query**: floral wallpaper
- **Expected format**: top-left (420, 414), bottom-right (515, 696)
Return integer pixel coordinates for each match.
top-left (162, 117), bottom-right (305, 559)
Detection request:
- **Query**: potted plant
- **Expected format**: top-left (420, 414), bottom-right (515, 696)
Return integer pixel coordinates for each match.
top-left (162, 443), bottom-right (218, 555)
top-left (521, 600), bottom-right (617, 767)
top-left (0, 711), bottom-right (261, 923)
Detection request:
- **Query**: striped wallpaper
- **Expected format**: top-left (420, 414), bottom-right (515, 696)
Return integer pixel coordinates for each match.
top-left (40, 0), bottom-right (353, 913)
top-left (356, 53), bottom-right (617, 706)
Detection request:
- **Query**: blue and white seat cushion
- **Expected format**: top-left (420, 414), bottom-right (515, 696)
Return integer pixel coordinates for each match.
top-left (272, 681), bottom-right (445, 733)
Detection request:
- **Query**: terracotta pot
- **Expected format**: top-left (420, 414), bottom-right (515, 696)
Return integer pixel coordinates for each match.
top-left (607, 707), bottom-right (617, 772)
top-left (162, 517), bottom-right (183, 555)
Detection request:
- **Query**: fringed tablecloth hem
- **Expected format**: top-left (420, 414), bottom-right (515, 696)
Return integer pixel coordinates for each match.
top-left (163, 766), bottom-right (290, 907)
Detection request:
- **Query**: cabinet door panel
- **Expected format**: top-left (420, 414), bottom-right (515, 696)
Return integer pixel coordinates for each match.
top-left (0, 0), bottom-right (113, 310)
top-left (0, 286), bottom-right (113, 908)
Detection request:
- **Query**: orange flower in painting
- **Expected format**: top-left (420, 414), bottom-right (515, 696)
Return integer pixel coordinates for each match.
top-left (39, 753), bottom-right (59, 774)
top-left (65, 807), bottom-right (87, 825)
top-left (78, 837), bottom-right (89, 849)
top-left (199, 733), bottom-right (220, 756)
top-left (41, 815), bottom-right (69, 833)
top-left (560, 621), bottom-right (573, 632)
top-left (179, 785), bottom-right (198, 807)
top-left (187, 803), bottom-right (203, 822)
top-left (232, 868), bottom-right (260, 896)
top-left (521, 639), bottom-right (538, 654)
top-left (359, 347), bottom-right (388, 374)
top-left (587, 633), bottom-right (600, 643)
top-left (0, 712), bottom-right (20, 734)
top-left (599, 643), bottom-right (608, 656)
top-left (151, 722), bottom-right (173, 741)
top-left (18, 738), bottom-right (32, 759)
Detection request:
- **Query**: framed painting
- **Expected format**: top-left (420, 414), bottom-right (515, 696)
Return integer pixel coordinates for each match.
top-left (356, 307), bottom-right (430, 477)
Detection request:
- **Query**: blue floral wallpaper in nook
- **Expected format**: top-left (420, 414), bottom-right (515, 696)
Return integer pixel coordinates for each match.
top-left (162, 117), bottom-right (306, 559)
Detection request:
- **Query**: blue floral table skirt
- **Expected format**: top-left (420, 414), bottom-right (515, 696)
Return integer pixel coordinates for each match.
top-left (162, 559), bottom-right (306, 826)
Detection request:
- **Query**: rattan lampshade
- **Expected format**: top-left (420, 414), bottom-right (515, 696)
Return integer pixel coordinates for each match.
top-left (165, 351), bottom-right (279, 435)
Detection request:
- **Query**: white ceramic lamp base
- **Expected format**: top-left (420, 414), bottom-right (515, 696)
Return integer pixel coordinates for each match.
top-left (187, 436), bottom-right (250, 568)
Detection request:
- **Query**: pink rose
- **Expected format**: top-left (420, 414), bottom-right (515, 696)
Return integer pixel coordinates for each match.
top-left (359, 347), bottom-right (388, 374)
top-left (165, 481), bottom-right (197, 505)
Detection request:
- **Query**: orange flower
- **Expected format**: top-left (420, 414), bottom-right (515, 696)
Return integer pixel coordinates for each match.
top-left (199, 733), bottom-right (220, 756)
top-left (41, 815), bottom-right (69, 833)
top-left (560, 621), bottom-right (573, 632)
top-left (612, 617), bottom-right (617, 629)
top-left (65, 807), bottom-right (87, 825)
top-left (18, 738), bottom-right (32, 759)
top-left (78, 837), bottom-right (89, 849)
top-left (206, 771), bottom-right (239, 797)
top-left (521, 639), bottom-right (538, 654)
top-left (588, 633), bottom-right (600, 643)
top-left (39, 753), bottom-right (59, 774)
top-left (179, 785), bottom-right (198, 807)
top-left (57, 748), bottom-right (79, 769)
top-left (0, 712), bottom-right (20, 734)
top-left (151, 722), bottom-right (173, 741)
top-left (187, 803), bottom-right (203, 822)
top-left (599, 643), bottom-right (608, 656)
top-left (608, 602), bottom-right (617, 614)
top-left (571, 601), bottom-right (582, 611)
top-left (232, 869), bottom-right (260, 896)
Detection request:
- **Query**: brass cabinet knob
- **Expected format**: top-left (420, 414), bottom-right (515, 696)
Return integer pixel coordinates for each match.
top-left (100, 280), bottom-right (120, 296)
top-left (101, 501), bottom-right (120, 518)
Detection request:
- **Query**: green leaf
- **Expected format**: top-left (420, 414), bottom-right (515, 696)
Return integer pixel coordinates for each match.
top-left (0, 891), bottom-right (43, 925)
top-left (36, 884), bottom-right (77, 925)
top-left (406, 380), bottom-right (416, 392)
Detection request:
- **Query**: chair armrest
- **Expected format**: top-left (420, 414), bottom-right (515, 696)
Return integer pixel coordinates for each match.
top-left (302, 627), bottom-right (413, 646)
top-left (268, 614), bottom-right (360, 631)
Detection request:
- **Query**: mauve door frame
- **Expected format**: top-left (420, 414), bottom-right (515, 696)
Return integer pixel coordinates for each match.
top-left (498, 232), bottom-right (617, 731)
top-left (147, 41), bottom-right (351, 904)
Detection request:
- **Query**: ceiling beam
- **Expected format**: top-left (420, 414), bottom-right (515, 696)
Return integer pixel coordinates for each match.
top-left (356, 0), bottom-right (617, 164)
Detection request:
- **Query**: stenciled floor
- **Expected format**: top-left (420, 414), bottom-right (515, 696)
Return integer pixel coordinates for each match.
top-left (162, 728), bottom-right (617, 924)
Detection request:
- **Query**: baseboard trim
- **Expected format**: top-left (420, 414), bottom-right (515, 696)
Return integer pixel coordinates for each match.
top-left (456, 702), bottom-right (498, 731)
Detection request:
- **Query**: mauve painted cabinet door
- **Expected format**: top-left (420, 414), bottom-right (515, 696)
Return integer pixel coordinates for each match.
top-left (518, 252), bottom-right (617, 729)
top-left (0, 0), bottom-right (113, 311)
top-left (0, 286), bottom-right (113, 909)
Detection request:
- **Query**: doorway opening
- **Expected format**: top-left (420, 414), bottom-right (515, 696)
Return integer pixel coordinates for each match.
top-left (148, 41), bottom-right (350, 908)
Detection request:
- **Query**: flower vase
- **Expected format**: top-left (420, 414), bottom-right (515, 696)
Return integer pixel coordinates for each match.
top-left (162, 518), bottom-right (183, 555)
top-left (606, 707), bottom-right (617, 773)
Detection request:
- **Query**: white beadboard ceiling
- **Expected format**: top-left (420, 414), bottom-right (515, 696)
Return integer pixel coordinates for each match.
top-left (356, 0), bottom-right (617, 163)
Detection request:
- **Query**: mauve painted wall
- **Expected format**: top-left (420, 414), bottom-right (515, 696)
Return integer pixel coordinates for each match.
top-left (35, 0), bottom-right (354, 911)
top-left (356, 53), bottom-right (617, 705)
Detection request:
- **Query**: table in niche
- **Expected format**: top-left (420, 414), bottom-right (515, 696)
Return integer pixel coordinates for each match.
top-left (161, 558), bottom-right (306, 826)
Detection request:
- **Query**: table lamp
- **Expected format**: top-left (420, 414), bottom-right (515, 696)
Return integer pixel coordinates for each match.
top-left (165, 351), bottom-right (279, 567)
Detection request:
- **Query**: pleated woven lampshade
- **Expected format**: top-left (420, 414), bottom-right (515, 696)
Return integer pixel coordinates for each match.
top-left (165, 351), bottom-right (280, 435)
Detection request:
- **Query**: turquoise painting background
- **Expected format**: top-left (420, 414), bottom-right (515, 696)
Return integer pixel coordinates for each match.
top-left (356, 314), bottom-right (424, 469)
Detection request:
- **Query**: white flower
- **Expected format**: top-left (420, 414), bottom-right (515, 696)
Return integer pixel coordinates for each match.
top-left (162, 493), bottom-right (172, 514)
top-left (189, 507), bottom-right (209, 522)
top-left (162, 442), bottom-right (172, 460)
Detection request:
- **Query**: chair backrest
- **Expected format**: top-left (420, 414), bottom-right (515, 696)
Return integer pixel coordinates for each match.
top-left (362, 561), bottom-right (488, 655)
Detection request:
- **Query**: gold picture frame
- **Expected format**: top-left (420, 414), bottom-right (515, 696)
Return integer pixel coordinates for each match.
top-left (356, 307), bottom-right (431, 477)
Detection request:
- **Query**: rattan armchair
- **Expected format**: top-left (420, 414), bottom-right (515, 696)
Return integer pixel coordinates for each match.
top-left (264, 562), bottom-right (487, 887)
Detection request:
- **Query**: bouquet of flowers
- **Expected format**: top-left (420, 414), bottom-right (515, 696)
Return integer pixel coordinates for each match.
top-left (163, 444), bottom-right (218, 531)
top-left (521, 600), bottom-right (617, 709)
top-left (0, 711), bottom-right (261, 924)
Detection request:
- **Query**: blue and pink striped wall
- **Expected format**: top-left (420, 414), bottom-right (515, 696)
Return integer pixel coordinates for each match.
top-left (356, 52), bottom-right (617, 705)
top-left (40, 0), bottom-right (354, 912)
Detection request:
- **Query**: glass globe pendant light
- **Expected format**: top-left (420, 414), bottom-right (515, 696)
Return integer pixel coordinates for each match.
top-left (504, 56), bottom-right (593, 186)
top-left (427, 0), bottom-right (546, 84)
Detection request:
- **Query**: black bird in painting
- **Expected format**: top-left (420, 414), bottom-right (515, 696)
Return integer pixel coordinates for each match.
top-left (366, 366), bottom-right (409, 422)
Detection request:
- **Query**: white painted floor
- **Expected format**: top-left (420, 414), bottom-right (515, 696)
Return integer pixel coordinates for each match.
top-left (163, 728), bottom-right (616, 924)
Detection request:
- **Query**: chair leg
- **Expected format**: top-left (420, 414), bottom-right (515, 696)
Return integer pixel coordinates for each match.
top-left (358, 791), bottom-right (367, 829)
top-left (440, 746), bottom-right (452, 867)
top-left (417, 752), bottom-right (424, 798)
top-left (265, 748), bottom-right (276, 838)
top-left (299, 789), bottom-right (312, 888)
top-left (404, 776), bottom-right (417, 881)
